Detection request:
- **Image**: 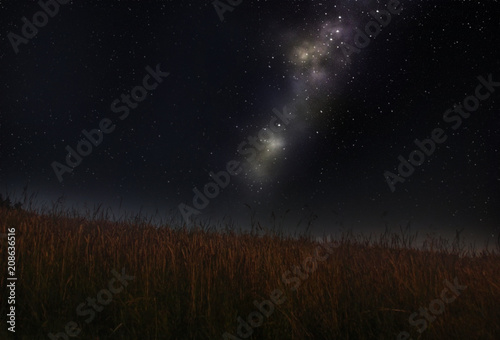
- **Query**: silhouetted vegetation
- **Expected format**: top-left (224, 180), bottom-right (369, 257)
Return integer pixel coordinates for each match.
top-left (0, 205), bottom-right (498, 339)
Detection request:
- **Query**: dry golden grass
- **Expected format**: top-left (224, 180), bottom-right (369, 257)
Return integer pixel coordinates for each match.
top-left (0, 206), bottom-right (499, 339)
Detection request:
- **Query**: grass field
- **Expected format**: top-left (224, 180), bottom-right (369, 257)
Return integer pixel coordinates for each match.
top-left (0, 203), bottom-right (499, 339)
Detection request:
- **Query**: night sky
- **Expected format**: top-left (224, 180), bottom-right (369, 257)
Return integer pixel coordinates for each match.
top-left (1, 0), bottom-right (499, 243)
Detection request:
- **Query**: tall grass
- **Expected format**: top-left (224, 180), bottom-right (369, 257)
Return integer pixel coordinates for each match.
top-left (0, 204), bottom-right (499, 339)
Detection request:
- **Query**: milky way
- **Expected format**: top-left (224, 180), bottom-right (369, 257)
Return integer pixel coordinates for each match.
top-left (1, 1), bottom-right (498, 241)
top-left (241, 12), bottom-right (359, 184)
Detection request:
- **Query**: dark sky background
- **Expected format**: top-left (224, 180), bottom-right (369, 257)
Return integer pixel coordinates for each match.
top-left (0, 0), bottom-right (499, 245)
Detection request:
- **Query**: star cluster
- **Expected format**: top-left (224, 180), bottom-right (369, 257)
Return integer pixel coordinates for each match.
top-left (0, 1), bottom-right (498, 242)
